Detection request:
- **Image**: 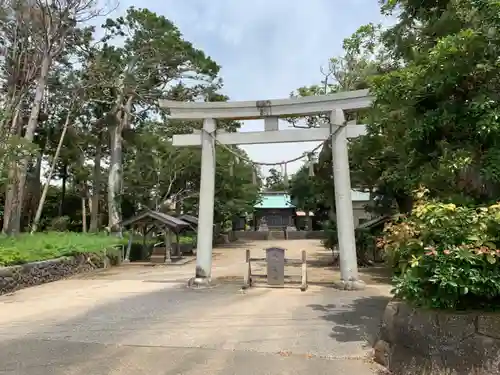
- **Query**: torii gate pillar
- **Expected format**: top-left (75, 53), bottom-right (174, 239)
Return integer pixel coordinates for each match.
top-left (194, 118), bottom-right (216, 282)
top-left (161, 89), bottom-right (373, 290)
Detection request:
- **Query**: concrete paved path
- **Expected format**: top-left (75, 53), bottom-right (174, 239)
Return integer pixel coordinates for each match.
top-left (0, 240), bottom-right (390, 374)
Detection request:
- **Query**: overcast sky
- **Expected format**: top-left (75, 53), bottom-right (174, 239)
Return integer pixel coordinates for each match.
top-left (111, 0), bottom-right (390, 176)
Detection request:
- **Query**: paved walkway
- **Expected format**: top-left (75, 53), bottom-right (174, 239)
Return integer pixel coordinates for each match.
top-left (0, 239), bottom-right (390, 374)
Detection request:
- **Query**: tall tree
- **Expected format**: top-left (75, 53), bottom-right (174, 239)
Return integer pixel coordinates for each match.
top-left (367, 0), bottom-right (500, 207)
top-left (1, 0), bottom-right (106, 234)
top-left (94, 7), bottom-right (221, 232)
top-left (264, 168), bottom-right (287, 191)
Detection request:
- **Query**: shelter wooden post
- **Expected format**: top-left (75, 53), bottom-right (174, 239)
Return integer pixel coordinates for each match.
top-left (141, 225), bottom-right (148, 260)
top-left (124, 228), bottom-right (133, 263)
top-left (175, 232), bottom-right (180, 256)
top-left (164, 227), bottom-right (172, 264)
top-left (169, 230), bottom-right (174, 256)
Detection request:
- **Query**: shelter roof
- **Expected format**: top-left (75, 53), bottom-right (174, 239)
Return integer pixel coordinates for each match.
top-left (178, 214), bottom-right (198, 226)
top-left (120, 210), bottom-right (189, 232)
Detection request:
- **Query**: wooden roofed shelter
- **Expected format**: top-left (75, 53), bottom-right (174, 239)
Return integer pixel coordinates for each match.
top-left (178, 214), bottom-right (198, 229)
top-left (120, 210), bottom-right (190, 264)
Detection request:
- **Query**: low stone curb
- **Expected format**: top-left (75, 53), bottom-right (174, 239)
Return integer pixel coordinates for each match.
top-left (0, 251), bottom-right (118, 296)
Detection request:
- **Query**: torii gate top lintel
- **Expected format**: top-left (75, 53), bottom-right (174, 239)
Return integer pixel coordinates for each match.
top-left (160, 89), bottom-right (373, 121)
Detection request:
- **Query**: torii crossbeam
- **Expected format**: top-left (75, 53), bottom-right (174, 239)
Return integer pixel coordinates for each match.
top-left (160, 89), bottom-right (373, 290)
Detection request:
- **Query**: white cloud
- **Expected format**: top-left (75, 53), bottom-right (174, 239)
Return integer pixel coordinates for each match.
top-left (113, 0), bottom-right (389, 176)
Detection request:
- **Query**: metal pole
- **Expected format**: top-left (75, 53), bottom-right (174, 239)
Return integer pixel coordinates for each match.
top-left (330, 109), bottom-right (364, 290)
top-left (192, 118), bottom-right (217, 285)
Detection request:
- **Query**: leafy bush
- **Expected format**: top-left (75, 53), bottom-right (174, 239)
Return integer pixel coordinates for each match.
top-left (322, 218), bottom-right (384, 266)
top-left (356, 229), bottom-right (381, 264)
top-left (380, 200), bottom-right (500, 310)
top-left (176, 234), bottom-right (196, 244)
top-left (0, 232), bottom-right (125, 266)
top-left (48, 216), bottom-right (71, 231)
top-left (321, 219), bottom-right (338, 251)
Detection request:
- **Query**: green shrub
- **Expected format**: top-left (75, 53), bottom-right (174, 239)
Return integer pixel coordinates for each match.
top-left (322, 219), bottom-right (383, 266)
top-left (48, 216), bottom-right (71, 231)
top-left (177, 235), bottom-right (195, 244)
top-left (356, 229), bottom-right (380, 264)
top-left (321, 220), bottom-right (338, 251)
top-left (380, 200), bottom-right (500, 310)
top-left (0, 232), bottom-right (125, 266)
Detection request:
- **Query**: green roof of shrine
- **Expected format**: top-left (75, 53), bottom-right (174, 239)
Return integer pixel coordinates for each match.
top-left (254, 193), bottom-right (295, 209)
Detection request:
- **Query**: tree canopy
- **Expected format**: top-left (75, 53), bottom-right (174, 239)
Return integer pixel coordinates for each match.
top-left (289, 0), bottom-right (500, 216)
top-left (0, 2), bottom-right (260, 235)
top-left (1, 0), bottom-right (499, 237)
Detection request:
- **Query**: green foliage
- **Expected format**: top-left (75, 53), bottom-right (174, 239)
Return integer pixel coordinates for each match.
top-left (321, 220), bottom-right (338, 251)
top-left (0, 232), bottom-right (124, 266)
top-left (0, 3), bottom-right (244, 235)
top-left (381, 198), bottom-right (500, 310)
top-left (294, 0), bottom-right (500, 216)
top-left (212, 148), bottom-right (260, 223)
top-left (0, 136), bottom-right (37, 186)
top-left (176, 235), bottom-right (195, 245)
top-left (289, 165), bottom-right (325, 212)
top-left (48, 216), bottom-right (71, 231)
top-left (356, 228), bottom-right (383, 264)
top-left (264, 168), bottom-right (287, 191)
top-left (323, 218), bottom-right (385, 265)
top-left (358, 0), bottom-right (500, 206)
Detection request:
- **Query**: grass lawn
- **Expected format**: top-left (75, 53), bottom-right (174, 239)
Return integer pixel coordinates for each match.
top-left (0, 232), bottom-right (125, 267)
top-left (175, 234), bottom-right (196, 244)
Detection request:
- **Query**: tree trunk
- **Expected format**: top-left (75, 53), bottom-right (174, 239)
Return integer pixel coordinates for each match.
top-left (59, 164), bottom-right (68, 217)
top-left (2, 104), bottom-right (23, 234)
top-left (107, 96), bottom-right (132, 233)
top-left (89, 136), bottom-right (102, 232)
top-left (0, 92), bottom-right (22, 136)
top-left (25, 147), bottom-right (44, 228)
top-left (2, 170), bottom-right (17, 234)
top-left (31, 111), bottom-right (71, 233)
top-left (8, 102), bottom-right (22, 136)
top-left (3, 53), bottom-right (52, 235)
top-left (108, 123), bottom-right (123, 233)
top-left (81, 197), bottom-right (87, 233)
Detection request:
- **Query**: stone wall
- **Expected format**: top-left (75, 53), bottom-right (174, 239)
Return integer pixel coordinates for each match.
top-left (286, 231), bottom-right (326, 240)
top-left (374, 300), bottom-right (500, 375)
top-left (0, 252), bottom-right (119, 296)
top-left (233, 230), bottom-right (326, 241)
top-left (233, 231), bottom-right (269, 241)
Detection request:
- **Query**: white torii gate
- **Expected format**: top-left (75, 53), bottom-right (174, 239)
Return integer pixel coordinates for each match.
top-left (160, 89), bottom-right (373, 290)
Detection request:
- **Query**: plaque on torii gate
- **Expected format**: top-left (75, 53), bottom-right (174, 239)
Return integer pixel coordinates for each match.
top-left (160, 89), bottom-right (374, 290)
